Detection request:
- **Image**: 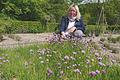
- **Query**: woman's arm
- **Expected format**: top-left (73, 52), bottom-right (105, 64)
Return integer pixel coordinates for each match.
top-left (75, 17), bottom-right (85, 33)
top-left (60, 16), bottom-right (66, 33)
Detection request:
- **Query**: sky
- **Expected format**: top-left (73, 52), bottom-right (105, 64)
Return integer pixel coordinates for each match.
top-left (80, 0), bottom-right (107, 4)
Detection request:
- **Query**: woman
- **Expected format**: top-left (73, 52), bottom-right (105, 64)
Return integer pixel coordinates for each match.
top-left (60, 4), bottom-right (85, 38)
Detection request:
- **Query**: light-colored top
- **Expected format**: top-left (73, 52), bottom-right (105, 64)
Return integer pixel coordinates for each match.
top-left (66, 21), bottom-right (75, 30)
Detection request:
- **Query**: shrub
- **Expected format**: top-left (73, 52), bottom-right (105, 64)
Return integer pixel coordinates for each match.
top-left (107, 25), bottom-right (120, 33)
top-left (85, 24), bottom-right (107, 36)
top-left (0, 13), bottom-right (12, 20)
top-left (1, 20), bottom-right (59, 33)
top-left (46, 23), bottom-right (59, 32)
top-left (0, 27), bottom-right (5, 41)
top-left (4, 21), bottom-right (43, 33)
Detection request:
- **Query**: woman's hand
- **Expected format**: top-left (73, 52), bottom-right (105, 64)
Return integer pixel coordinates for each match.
top-left (61, 32), bottom-right (66, 38)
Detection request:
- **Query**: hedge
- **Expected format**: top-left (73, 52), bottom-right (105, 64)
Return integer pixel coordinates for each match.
top-left (0, 20), bottom-right (59, 33)
top-left (0, 20), bottom-right (120, 34)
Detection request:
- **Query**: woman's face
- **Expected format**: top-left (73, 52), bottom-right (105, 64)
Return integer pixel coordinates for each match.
top-left (68, 7), bottom-right (77, 18)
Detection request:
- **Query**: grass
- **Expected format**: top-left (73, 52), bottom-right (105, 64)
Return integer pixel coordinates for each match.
top-left (0, 39), bottom-right (120, 80)
top-left (6, 34), bottom-right (21, 41)
top-left (107, 36), bottom-right (120, 43)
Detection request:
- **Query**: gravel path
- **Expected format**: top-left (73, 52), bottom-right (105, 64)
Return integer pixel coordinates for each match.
top-left (0, 33), bottom-right (53, 48)
top-left (0, 33), bottom-right (119, 50)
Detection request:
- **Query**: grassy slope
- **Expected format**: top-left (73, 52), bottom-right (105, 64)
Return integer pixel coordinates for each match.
top-left (0, 41), bottom-right (120, 80)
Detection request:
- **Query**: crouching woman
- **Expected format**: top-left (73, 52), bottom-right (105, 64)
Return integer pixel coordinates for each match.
top-left (60, 4), bottom-right (85, 38)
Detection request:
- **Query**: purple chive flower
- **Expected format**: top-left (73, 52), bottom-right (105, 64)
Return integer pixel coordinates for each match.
top-left (108, 54), bottom-right (113, 58)
top-left (109, 50), bottom-right (113, 53)
top-left (64, 55), bottom-right (70, 60)
top-left (47, 68), bottom-right (53, 77)
top-left (49, 33), bottom-right (62, 43)
top-left (0, 57), bottom-right (4, 60)
top-left (111, 60), bottom-right (116, 64)
top-left (95, 70), bottom-right (100, 74)
top-left (74, 69), bottom-right (81, 74)
top-left (98, 62), bottom-right (105, 66)
top-left (97, 57), bottom-right (102, 61)
top-left (95, 52), bottom-right (99, 57)
top-left (101, 70), bottom-right (106, 74)
top-left (89, 71), bottom-right (97, 77)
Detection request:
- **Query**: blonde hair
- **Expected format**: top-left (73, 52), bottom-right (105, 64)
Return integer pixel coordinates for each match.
top-left (68, 4), bottom-right (81, 20)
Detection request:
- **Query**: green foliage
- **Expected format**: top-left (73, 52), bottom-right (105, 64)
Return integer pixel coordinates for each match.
top-left (83, 13), bottom-right (91, 24)
top-left (4, 21), bottom-right (44, 33)
top-left (85, 24), bottom-right (107, 36)
top-left (0, 22), bottom-right (5, 41)
top-left (0, 13), bottom-right (12, 20)
top-left (0, 0), bottom-right (120, 26)
top-left (107, 25), bottom-right (120, 33)
top-left (0, 27), bottom-right (5, 34)
top-left (104, 0), bottom-right (120, 25)
top-left (0, 19), bottom-right (59, 33)
top-left (0, 0), bottom-right (120, 33)
top-left (107, 36), bottom-right (120, 43)
top-left (46, 23), bottom-right (59, 32)
top-left (0, 0), bottom-right (68, 23)
top-left (0, 33), bottom-right (3, 41)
